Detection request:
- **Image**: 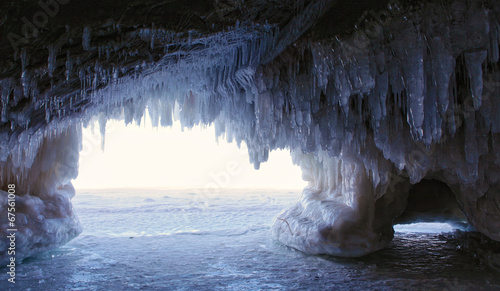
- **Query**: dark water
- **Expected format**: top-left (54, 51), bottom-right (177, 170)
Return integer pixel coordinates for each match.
top-left (1, 189), bottom-right (499, 290)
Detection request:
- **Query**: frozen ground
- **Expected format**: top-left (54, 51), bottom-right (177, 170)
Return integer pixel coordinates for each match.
top-left (1, 188), bottom-right (499, 290)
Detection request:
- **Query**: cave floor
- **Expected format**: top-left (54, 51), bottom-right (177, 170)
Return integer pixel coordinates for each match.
top-left (1, 189), bottom-right (499, 290)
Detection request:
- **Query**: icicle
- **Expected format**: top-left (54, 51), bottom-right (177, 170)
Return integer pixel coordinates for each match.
top-left (65, 50), bottom-right (72, 82)
top-left (48, 45), bottom-right (57, 77)
top-left (98, 113), bottom-right (107, 151)
top-left (464, 51), bottom-right (487, 110)
top-left (160, 104), bottom-right (173, 127)
top-left (429, 38), bottom-right (454, 117)
top-left (20, 48), bottom-right (28, 71)
top-left (83, 26), bottom-right (91, 51)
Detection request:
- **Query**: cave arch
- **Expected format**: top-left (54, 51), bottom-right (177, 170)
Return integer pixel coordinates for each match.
top-left (394, 179), bottom-right (467, 228)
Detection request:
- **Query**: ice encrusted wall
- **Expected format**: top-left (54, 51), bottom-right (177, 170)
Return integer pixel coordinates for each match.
top-left (0, 123), bottom-right (82, 264)
top-left (1, 0), bottom-right (500, 262)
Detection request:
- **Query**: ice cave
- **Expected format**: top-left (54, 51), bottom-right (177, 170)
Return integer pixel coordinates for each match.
top-left (1, 0), bottom-right (500, 270)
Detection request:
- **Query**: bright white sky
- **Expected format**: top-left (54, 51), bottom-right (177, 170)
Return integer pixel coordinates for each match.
top-left (73, 118), bottom-right (307, 190)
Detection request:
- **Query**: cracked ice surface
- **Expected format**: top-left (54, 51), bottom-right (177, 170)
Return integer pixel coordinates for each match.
top-left (1, 0), bottom-right (500, 261)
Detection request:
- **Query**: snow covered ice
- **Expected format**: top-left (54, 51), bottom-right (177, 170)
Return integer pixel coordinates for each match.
top-left (0, 0), bottom-right (500, 265)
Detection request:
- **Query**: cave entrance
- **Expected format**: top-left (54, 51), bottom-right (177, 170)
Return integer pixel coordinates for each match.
top-left (73, 117), bottom-right (306, 190)
top-left (393, 179), bottom-right (469, 233)
top-left (69, 117), bottom-right (306, 241)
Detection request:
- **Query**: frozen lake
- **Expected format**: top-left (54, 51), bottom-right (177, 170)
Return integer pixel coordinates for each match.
top-left (1, 188), bottom-right (499, 290)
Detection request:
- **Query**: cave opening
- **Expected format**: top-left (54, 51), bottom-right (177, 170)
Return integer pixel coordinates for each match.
top-left (73, 117), bottom-right (306, 191)
top-left (393, 179), bottom-right (470, 234)
top-left (67, 116), bottom-right (309, 254)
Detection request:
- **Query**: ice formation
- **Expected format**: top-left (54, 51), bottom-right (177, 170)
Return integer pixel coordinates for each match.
top-left (1, 0), bottom-right (500, 263)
